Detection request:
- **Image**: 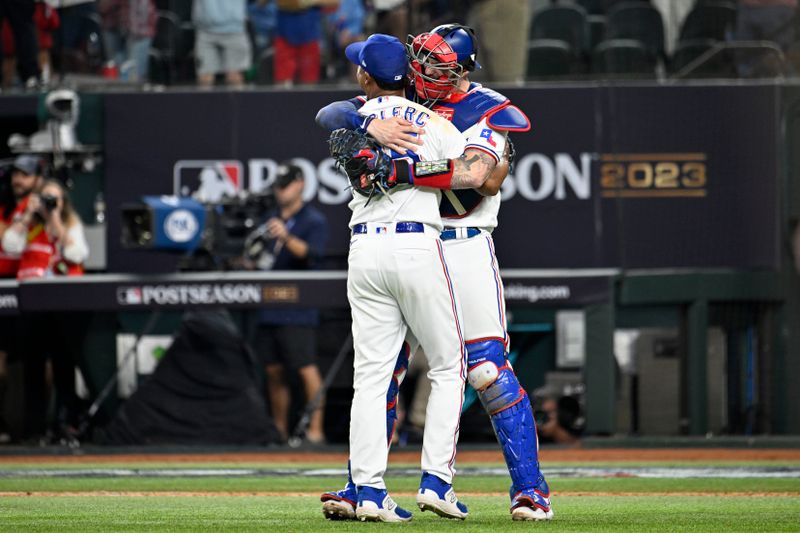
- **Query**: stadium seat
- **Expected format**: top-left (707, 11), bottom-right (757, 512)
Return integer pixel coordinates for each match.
top-left (605, 2), bottom-right (665, 62)
top-left (591, 38), bottom-right (657, 77)
top-left (576, 0), bottom-right (606, 15)
top-left (588, 14), bottom-right (607, 51)
top-left (603, 0), bottom-right (649, 12)
top-left (678, 1), bottom-right (737, 42)
top-left (671, 41), bottom-right (786, 79)
top-left (730, 41), bottom-right (787, 78)
top-left (530, 4), bottom-right (591, 58)
top-left (526, 39), bottom-right (575, 79)
top-left (787, 40), bottom-right (800, 75)
top-left (669, 38), bottom-right (716, 75)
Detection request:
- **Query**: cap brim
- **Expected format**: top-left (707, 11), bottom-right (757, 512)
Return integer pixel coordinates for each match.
top-left (345, 42), bottom-right (365, 67)
top-left (11, 163), bottom-right (34, 175)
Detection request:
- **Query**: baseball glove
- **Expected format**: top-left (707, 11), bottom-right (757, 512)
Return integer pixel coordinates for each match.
top-left (328, 128), bottom-right (393, 201)
top-left (505, 136), bottom-right (517, 174)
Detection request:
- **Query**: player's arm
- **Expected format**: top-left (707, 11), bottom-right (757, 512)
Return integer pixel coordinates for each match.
top-left (315, 98), bottom-right (368, 132)
top-left (476, 139), bottom-right (513, 196)
top-left (390, 120), bottom-right (508, 190)
top-left (316, 98), bottom-right (423, 154)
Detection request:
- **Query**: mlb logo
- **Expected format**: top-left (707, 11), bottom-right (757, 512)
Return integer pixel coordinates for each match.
top-left (117, 287), bottom-right (142, 305)
top-left (173, 160), bottom-right (244, 202)
top-left (377, 226), bottom-right (388, 234)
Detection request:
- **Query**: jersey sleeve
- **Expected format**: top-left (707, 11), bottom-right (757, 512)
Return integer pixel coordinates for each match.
top-left (436, 117), bottom-right (468, 160)
top-left (463, 118), bottom-right (507, 162)
top-left (315, 96), bottom-right (367, 132)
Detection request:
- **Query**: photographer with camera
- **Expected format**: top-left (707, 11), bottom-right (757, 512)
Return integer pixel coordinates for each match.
top-left (534, 387), bottom-right (582, 446)
top-left (2, 178), bottom-right (88, 279)
top-left (243, 162), bottom-right (330, 444)
top-left (2, 175), bottom-right (89, 442)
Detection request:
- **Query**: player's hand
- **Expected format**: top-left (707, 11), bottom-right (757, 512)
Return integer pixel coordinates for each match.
top-left (367, 117), bottom-right (424, 155)
top-left (266, 218), bottom-right (289, 242)
top-left (26, 194), bottom-right (41, 216)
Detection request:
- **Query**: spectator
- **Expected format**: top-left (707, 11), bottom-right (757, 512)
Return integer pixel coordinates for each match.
top-left (0, 155), bottom-right (43, 277)
top-left (735, 0), bottom-right (798, 50)
top-left (273, 0), bottom-right (339, 87)
top-left (192, 0), bottom-right (251, 87)
top-left (324, 0), bottom-right (364, 81)
top-left (0, 155), bottom-right (45, 443)
top-left (650, 0), bottom-right (694, 55)
top-left (248, 0), bottom-right (278, 58)
top-left (534, 390), bottom-right (581, 445)
top-left (1, 176), bottom-right (89, 442)
top-left (372, 0), bottom-right (407, 41)
top-left (469, 0), bottom-right (530, 82)
top-left (3, 178), bottom-right (89, 279)
top-left (52, 0), bottom-right (100, 74)
top-left (0, 0), bottom-right (42, 87)
top-left (98, 0), bottom-right (156, 82)
top-left (1, 1), bottom-right (58, 88)
top-left (244, 162), bottom-right (329, 444)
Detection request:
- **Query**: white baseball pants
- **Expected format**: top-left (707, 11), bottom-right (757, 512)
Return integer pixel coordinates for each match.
top-left (347, 223), bottom-right (466, 489)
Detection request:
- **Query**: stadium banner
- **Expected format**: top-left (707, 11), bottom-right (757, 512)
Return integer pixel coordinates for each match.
top-left (15, 270), bottom-right (613, 311)
top-left (104, 84), bottom-right (780, 273)
top-left (0, 280), bottom-right (18, 316)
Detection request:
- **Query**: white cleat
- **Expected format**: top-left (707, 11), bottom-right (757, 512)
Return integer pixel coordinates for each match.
top-left (322, 499), bottom-right (356, 520)
top-left (511, 505), bottom-right (555, 521)
top-left (356, 487), bottom-right (413, 523)
top-left (415, 472), bottom-right (468, 520)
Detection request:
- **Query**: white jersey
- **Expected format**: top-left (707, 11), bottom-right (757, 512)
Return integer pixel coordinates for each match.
top-left (440, 117), bottom-right (508, 232)
top-left (348, 95), bottom-right (466, 232)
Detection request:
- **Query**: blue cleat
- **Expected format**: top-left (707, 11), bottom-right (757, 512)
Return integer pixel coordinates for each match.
top-left (356, 486), bottom-right (413, 522)
top-left (416, 472), bottom-right (468, 520)
top-left (320, 480), bottom-right (357, 520)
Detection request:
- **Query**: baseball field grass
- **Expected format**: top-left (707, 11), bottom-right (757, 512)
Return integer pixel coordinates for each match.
top-left (1, 450), bottom-right (799, 532)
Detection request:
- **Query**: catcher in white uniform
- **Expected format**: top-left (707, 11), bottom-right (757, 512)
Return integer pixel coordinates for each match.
top-left (333, 33), bottom-right (471, 523)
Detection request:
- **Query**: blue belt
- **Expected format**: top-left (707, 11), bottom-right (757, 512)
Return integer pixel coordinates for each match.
top-left (352, 222), bottom-right (425, 235)
top-left (440, 227), bottom-right (481, 241)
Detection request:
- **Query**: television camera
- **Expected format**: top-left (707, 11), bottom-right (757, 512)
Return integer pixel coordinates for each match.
top-left (120, 190), bottom-right (277, 270)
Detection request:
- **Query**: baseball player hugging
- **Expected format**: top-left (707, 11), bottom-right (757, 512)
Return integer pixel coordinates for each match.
top-left (333, 34), bottom-right (469, 523)
top-left (317, 24), bottom-right (553, 523)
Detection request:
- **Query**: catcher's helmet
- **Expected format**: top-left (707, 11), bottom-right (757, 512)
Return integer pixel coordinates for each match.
top-left (408, 24), bottom-right (480, 102)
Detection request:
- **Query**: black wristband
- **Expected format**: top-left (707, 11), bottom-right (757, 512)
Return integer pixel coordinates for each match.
top-left (393, 159), bottom-right (411, 184)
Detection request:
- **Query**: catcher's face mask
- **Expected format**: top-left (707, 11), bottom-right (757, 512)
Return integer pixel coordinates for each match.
top-left (408, 24), bottom-right (479, 102)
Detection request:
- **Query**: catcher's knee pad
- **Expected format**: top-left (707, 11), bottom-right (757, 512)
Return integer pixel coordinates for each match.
top-left (386, 342), bottom-right (410, 445)
top-left (466, 340), bottom-right (523, 415)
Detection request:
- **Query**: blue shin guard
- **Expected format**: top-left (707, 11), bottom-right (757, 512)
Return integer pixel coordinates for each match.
top-left (386, 342), bottom-right (410, 446)
top-left (466, 340), bottom-right (545, 494)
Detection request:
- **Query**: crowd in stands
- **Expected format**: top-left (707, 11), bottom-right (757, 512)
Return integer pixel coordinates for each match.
top-left (0, 0), bottom-right (796, 90)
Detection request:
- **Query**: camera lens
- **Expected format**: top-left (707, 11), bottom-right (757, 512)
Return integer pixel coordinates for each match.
top-left (41, 194), bottom-right (58, 211)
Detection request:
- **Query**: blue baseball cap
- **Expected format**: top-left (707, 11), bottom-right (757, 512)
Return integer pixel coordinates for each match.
top-left (345, 34), bottom-right (408, 84)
